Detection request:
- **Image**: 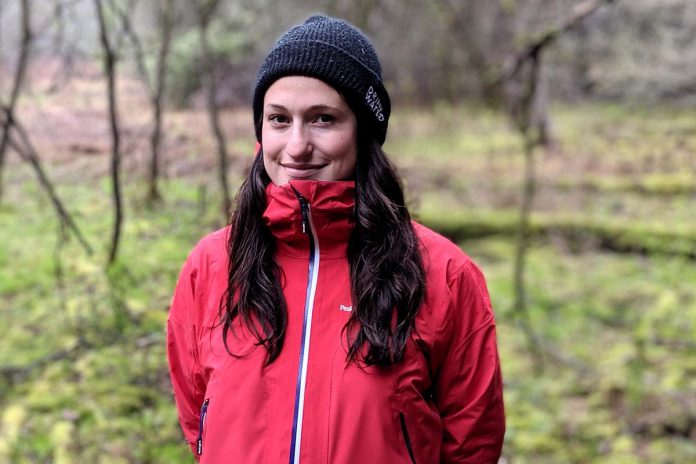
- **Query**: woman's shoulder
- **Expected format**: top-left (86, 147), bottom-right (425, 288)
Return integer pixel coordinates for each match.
top-left (195, 225), bottom-right (230, 252)
top-left (412, 221), bottom-right (478, 280)
top-left (183, 225), bottom-right (230, 272)
top-left (412, 221), bottom-right (495, 345)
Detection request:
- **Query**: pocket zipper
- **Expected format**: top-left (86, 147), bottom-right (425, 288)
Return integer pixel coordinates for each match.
top-left (399, 412), bottom-right (416, 464)
top-left (197, 398), bottom-right (210, 455)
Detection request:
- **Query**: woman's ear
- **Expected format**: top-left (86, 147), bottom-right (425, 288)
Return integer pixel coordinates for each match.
top-left (255, 141), bottom-right (262, 157)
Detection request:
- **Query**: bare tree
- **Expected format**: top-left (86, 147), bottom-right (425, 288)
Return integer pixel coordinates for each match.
top-left (93, 0), bottom-right (123, 266)
top-left (193, 0), bottom-right (232, 216)
top-left (508, 51), bottom-right (548, 371)
top-left (0, 0), bottom-right (31, 204)
top-left (1, 109), bottom-right (92, 254)
top-left (497, 0), bottom-right (615, 371)
top-left (113, 0), bottom-right (176, 205)
top-left (147, 0), bottom-right (175, 204)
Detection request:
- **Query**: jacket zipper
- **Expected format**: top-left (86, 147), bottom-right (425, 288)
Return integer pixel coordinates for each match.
top-left (399, 412), bottom-right (417, 464)
top-left (289, 188), bottom-right (320, 464)
top-left (197, 398), bottom-right (209, 455)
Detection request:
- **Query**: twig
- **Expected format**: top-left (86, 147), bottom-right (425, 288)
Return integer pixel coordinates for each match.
top-left (492, 0), bottom-right (615, 86)
top-left (111, 0), bottom-right (154, 95)
top-left (0, 0), bottom-right (32, 203)
top-left (4, 110), bottom-right (93, 255)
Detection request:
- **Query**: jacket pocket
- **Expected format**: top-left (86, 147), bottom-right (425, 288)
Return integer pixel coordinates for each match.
top-left (399, 412), bottom-right (416, 464)
top-left (197, 398), bottom-right (210, 456)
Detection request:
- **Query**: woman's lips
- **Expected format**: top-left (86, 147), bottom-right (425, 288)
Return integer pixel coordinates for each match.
top-left (281, 163), bottom-right (328, 178)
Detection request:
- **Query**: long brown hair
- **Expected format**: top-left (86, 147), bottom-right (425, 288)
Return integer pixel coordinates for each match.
top-left (221, 135), bottom-right (425, 367)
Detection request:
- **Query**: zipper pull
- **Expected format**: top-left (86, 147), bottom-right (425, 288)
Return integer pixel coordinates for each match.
top-left (289, 185), bottom-right (310, 235)
top-left (299, 197), bottom-right (309, 235)
top-left (197, 398), bottom-right (209, 455)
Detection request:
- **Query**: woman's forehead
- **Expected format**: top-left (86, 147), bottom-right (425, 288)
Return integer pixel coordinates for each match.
top-left (263, 76), bottom-right (351, 112)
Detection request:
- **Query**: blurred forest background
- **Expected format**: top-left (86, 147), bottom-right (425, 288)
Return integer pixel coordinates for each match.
top-left (1, 0), bottom-right (695, 462)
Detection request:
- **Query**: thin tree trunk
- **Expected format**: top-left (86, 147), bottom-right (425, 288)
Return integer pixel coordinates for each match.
top-left (513, 131), bottom-right (544, 371)
top-left (3, 110), bottom-right (92, 255)
top-left (509, 49), bottom-right (546, 373)
top-left (498, 0), bottom-right (615, 373)
top-left (0, 0), bottom-right (31, 204)
top-left (112, 0), bottom-right (174, 205)
top-left (147, 0), bottom-right (174, 204)
top-left (512, 136), bottom-right (535, 320)
top-left (196, 9), bottom-right (232, 216)
top-left (94, 0), bottom-right (123, 266)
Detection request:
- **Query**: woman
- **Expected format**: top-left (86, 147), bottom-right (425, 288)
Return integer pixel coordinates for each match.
top-left (168, 15), bottom-right (504, 464)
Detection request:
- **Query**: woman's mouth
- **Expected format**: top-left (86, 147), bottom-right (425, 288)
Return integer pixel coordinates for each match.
top-left (281, 163), bottom-right (328, 178)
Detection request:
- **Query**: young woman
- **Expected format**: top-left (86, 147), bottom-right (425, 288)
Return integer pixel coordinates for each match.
top-left (167, 15), bottom-right (505, 464)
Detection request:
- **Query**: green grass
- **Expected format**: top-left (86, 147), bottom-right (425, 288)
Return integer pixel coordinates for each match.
top-left (465, 238), bottom-right (696, 463)
top-left (0, 174), bottom-right (223, 463)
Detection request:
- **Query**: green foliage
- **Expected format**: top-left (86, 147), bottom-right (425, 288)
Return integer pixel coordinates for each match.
top-left (0, 177), bottom-right (222, 463)
top-left (464, 238), bottom-right (696, 463)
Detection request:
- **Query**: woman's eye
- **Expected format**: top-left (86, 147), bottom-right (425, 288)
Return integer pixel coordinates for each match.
top-left (315, 114), bottom-right (335, 124)
top-left (269, 114), bottom-right (290, 124)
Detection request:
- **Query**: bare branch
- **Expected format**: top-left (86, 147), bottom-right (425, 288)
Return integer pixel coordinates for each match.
top-left (94, 0), bottom-right (124, 266)
top-left (0, 0), bottom-right (32, 203)
top-left (3, 109), bottom-right (93, 255)
top-left (111, 0), bottom-right (154, 95)
top-left (47, 0), bottom-right (86, 93)
top-left (496, 0), bottom-right (615, 85)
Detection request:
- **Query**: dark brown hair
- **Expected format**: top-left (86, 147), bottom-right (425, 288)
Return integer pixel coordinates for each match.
top-left (221, 136), bottom-right (425, 367)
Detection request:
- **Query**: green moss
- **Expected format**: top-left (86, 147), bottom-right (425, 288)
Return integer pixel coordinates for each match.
top-left (2, 102), bottom-right (696, 462)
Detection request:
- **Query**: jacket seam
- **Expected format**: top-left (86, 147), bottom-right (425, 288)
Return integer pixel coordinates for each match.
top-left (460, 313), bottom-right (496, 348)
top-left (444, 259), bottom-right (496, 347)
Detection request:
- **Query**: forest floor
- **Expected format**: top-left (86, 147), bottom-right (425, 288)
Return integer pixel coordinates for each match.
top-left (1, 59), bottom-right (695, 463)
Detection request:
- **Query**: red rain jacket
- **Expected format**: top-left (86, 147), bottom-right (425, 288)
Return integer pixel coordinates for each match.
top-left (167, 180), bottom-right (504, 463)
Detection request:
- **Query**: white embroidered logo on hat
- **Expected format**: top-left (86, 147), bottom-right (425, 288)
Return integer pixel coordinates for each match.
top-left (365, 86), bottom-right (385, 122)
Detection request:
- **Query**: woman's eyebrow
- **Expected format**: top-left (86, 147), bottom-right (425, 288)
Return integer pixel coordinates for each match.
top-left (306, 104), bottom-right (341, 112)
top-left (263, 103), bottom-right (343, 113)
top-left (264, 103), bottom-right (288, 112)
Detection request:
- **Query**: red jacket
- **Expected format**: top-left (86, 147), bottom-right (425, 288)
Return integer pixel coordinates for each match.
top-left (167, 180), bottom-right (504, 463)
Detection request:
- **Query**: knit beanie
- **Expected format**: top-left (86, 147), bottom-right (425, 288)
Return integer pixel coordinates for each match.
top-left (253, 15), bottom-right (391, 145)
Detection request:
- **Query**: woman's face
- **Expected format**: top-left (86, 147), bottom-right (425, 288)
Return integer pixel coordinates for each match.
top-left (261, 76), bottom-right (358, 185)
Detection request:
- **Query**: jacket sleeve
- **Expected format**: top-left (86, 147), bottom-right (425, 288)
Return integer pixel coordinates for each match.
top-left (167, 248), bottom-right (208, 459)
top-left (434, 260), bottom-right (505, 463)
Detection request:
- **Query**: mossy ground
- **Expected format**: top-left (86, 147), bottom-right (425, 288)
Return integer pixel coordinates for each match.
top-left (1, 102), bottom-right (695, 462)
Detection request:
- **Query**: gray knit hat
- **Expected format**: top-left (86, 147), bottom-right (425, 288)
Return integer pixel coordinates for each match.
top-left (253, 15), bottom-right (391, 145)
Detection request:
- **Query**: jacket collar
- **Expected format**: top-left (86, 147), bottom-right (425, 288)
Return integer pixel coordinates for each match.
top-left (263, 180), bottom-right (355, 258)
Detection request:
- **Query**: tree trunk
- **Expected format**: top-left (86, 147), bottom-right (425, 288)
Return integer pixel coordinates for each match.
top-left (4, 112), bottom-right (92, 255)
top-left (147, 0), bottom-right (175, 205)
top-left (0, 0), bottom-right (31, 204)
top-left (196, 9), bottom-right (232, 216)
top-left (508, 49), bottom-right (546, 372)
top-left (512, 130), bottom-right (545, 372)
top-left (94, 0), bottom-right (123, 266)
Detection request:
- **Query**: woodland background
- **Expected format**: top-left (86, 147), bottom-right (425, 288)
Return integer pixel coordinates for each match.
top-left (1, 0), bottom-right (695, 462)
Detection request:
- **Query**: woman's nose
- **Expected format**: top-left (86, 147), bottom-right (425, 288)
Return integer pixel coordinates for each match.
top-left (286, 124), bottom-right (312, 159)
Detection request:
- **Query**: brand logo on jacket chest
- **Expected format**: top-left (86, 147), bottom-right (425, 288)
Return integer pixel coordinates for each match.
top-left (339, 304), bottom-right (353, 312)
